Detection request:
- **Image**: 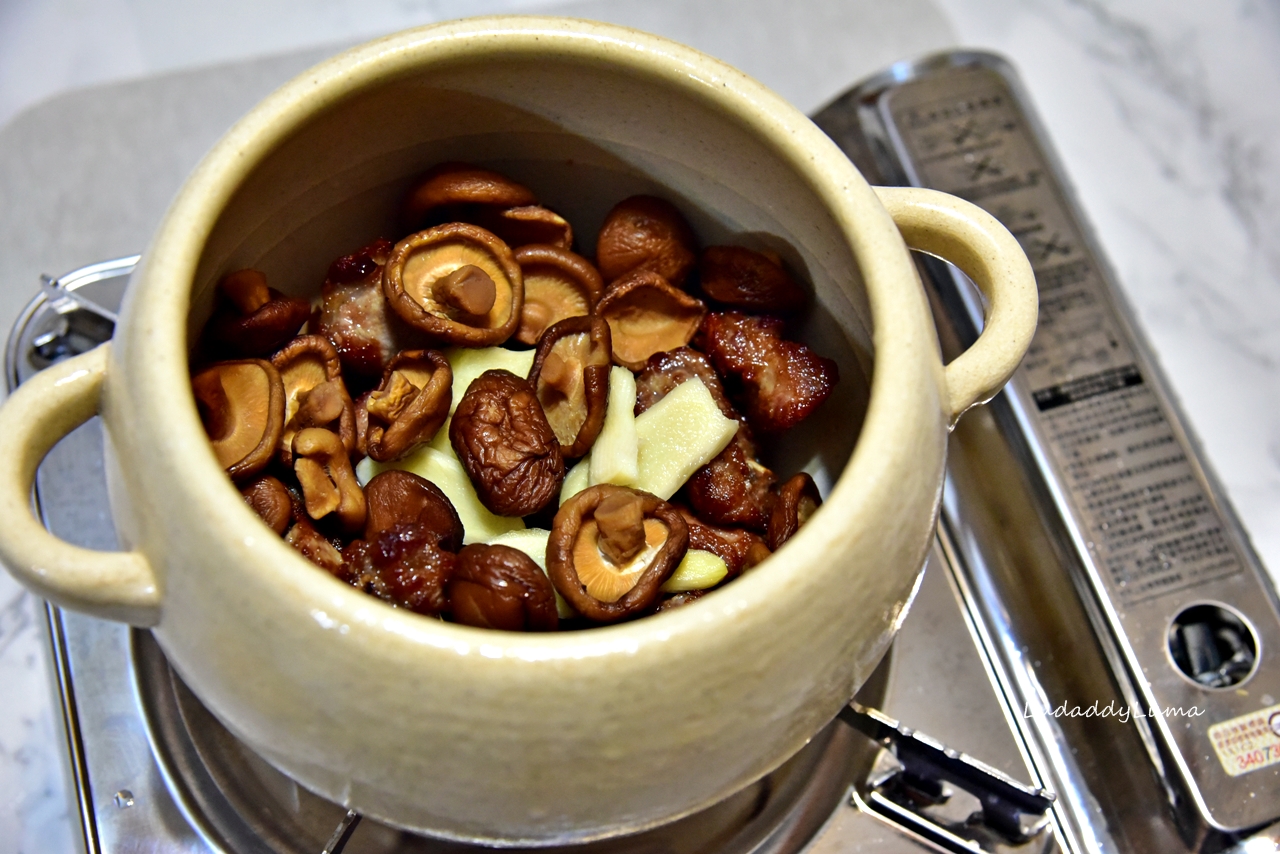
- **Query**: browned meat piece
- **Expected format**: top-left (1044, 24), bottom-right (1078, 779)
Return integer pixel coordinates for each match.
top-left (684, 432), bottom-right (777, 532)
top-left (315, 238), bottom-right (423, 382)
top-left (633, 347), bottom-right (735, 418)
top-left (284, 515), bottom-right (344, 573)
top-left (338, 523), bottom-right (457, 616)
top-left (695, 311), bottom-right (838, 435)
top-left (677, 506), bottom-right (771, 577)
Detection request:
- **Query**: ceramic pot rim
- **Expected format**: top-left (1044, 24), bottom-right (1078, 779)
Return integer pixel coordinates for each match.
top-left (122, 16), bottom-right (931, 652)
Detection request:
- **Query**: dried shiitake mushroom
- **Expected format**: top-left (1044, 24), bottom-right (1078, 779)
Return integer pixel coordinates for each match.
top-left (527, 316), bottom-right (611, 458)
top-left (363, 349), bottom-right (452, 462)
top-left (595, 196), bottom-right (697, 286)
top-left (204, 269), bottom-right (310, 358)
top-left (192, 359), bottom-right (285, 480)
top-left (240, 475), bottom-right (292, 535)
top-left (338, 523), bottom-right (457, 616)
top-left (401, 162), bottom-right (537, 230)
top-left (292, 427), bottom-right (367, 533)
top-left (547, 485), bottom-right (688, 622)
top-left (696, 311), bottom-right (839, 435)
top-left (364, 470), bottom-right (464, 551)
top-left (448, 543), bottom-right (559, 632)
top-left (678, 507), bottom-right (771, 577)
top-left (767, 473), bottom-right (822, 551)
top-left (699, 246), bottom-right (807, 314)
top-left (513, 245), bottom-right (603, 345)
top-left (317, 238), bottom-right (428, 382)
top-left (271, 335), bottom-right (356, 465)
top-left (596, 270), bottom-right (706, 371)
top-left (477, 206), bottom-right (573, 251)
top-left (449, 370), bottom-right (564, 517)
top-left (383, 223), bottom-right (523, 347)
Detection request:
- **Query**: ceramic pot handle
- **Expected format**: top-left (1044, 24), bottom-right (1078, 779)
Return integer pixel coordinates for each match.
top-left (875, 186), bottom-right (1039, 425)
top-left (0, 343), bottom-right (160, 626)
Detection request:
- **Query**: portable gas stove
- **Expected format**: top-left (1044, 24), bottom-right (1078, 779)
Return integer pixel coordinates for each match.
top-left (12, 53), bottom-right (1280, 854)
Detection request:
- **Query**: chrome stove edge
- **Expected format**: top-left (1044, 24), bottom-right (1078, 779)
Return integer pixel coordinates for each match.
top-left (814, 47), bottom-right (1280, 849)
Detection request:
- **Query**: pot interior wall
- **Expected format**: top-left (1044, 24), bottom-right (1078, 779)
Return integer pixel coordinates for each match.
top-left (189, 50), bottom-right (873, 488)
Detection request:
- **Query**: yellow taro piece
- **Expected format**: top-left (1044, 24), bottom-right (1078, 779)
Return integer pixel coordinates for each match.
top-left (633, 377), bottom-right (738, 500)
top-left (560, 456), bottom-right (592, 505)
top-left (445, 346), bottom-right (536, 414)
top-left (486, 528), bottom-right (576, 619)
top-left (357, 444), bottom-right (524, 543)
top-left (660, 549), bottom-right (729, 593)
top-left (589, 366), bottom-right (639, 487)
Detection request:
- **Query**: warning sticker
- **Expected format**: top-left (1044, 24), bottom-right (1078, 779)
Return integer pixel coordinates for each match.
top-left (1208, 704), bottom-right (1280, 777)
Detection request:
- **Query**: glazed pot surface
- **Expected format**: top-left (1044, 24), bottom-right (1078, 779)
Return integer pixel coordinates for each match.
top-left (0, 17), bottom-right (1036, 843)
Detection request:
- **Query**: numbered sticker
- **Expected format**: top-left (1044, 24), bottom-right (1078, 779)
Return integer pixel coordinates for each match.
top-left (1208, 703), bottom-right (1280, 777)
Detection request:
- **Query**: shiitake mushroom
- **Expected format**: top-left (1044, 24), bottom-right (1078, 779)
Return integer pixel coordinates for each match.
top-left (547, 485), bottom-right (688, 623)
top-left (449, 370), bottom-right (564, 517)
top-left (193, 167), bottom-right (842, 634)
top-left (527, 316), bottom-right (611, 459)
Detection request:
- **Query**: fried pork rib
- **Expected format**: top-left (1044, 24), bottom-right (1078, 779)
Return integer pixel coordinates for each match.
top-left (338, 522), bottom-right (457, 616)
top-left (695, 311), bottom-right (838, 435)
top-left (316, 238), bottom-right (424, 383)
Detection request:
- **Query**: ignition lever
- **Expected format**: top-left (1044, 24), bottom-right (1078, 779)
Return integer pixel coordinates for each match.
top-left (840, 702), bottom-right (1055, 853)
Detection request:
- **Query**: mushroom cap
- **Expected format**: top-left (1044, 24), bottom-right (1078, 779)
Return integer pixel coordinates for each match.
top-left (364, 470), bottom-right (465, 552)
top-left (205, 286), bottom-right (310, 358)
top-left (363, 349), bottom-right (452, 462)
top-left (547, 484), bottom-right (688, 623)
top-left (595, 195), bottom-right (697, 286)
top-left (240, 475), bottom-right (293, 535)
top-left (698, 245), bottom-right (807, 314)
top-left (191, 359), bottom-right (285, 480)
top-left (401, 162), bottom-right (536, 228)
top-left (479, 205), bottom-right (573, 251)
top-left (513, 244), bottom-right (603, 346)
top-left (292, 427), bottom-right (368, 533)
top-left (596, 270), bottom-right (707, 371)
top-left (383, 223), bottom-right (524, 347)
top-left (448, 543), bottom-right (559, 632)
top-left (449, 369), bottom-right (564, 517)
top-left (271, 335), bottom-right (356, 465)
top-left (527, 315), bottom-right (611, 459)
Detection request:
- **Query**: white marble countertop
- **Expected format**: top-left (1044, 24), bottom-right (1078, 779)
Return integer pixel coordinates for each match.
top-left (1, 0), bottom-right (1277, 851)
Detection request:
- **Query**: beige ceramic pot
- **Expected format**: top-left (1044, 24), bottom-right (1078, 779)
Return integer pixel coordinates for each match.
top-left (0, 17), bottom-right (1036, 845)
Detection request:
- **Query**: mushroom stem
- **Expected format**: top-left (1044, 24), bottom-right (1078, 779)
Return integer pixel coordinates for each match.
top-left (539, 351), bottom-right (579, 398)
top-left (435, 265), bottom-right (497, 318)
top-left (295, 379), bottom-right (347, 427)
top-left (366, 371), bottom-right (419, 421)
top-left (595, 491), bottom-right (646, 565)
